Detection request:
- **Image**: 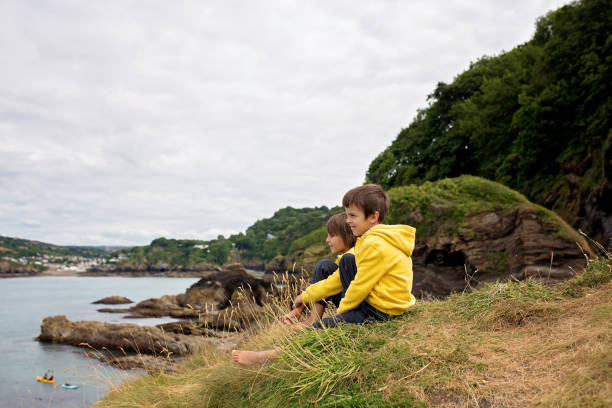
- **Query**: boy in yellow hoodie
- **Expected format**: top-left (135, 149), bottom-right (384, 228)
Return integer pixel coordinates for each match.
top-left (296, 183), bottom-right (416, 328)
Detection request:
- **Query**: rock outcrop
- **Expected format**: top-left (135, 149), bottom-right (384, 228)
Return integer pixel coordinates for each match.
top-left (410, 209), bottom-right (590, 298)
top-left (388, 176), bottom-right (593, 298)
top-left (38, 315), bottom-right (242, 373)
top-left (92, 296), bottom-right (133, 304)
top-left (0, 261), bottom-right (41, 277)
top-left (37, 315), bottom-right (210, 356)
top-left (92, 264), bottom-right (271, 323)
top-left (264, 255), bottom-right (295, 274)
top-left (178, 263), bottom-right (269, 310)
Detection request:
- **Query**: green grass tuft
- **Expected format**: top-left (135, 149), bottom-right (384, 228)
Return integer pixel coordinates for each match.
top-left (561, 256), bottom-right (612, 297)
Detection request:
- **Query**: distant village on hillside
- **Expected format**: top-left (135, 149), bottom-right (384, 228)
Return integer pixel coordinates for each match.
top-left (1, 253), bottom-right (127, 273)
top-left (0, 235), bottom-right (130, 275)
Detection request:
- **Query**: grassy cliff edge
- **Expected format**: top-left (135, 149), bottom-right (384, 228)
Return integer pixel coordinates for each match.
top-left (99, 255), bottom-right (611, 407)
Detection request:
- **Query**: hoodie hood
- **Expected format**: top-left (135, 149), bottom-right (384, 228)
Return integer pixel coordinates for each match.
top-left (360, 224), bottom-right (416, 257)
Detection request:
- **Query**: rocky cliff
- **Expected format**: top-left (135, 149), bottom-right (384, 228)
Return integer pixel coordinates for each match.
top-left (387, 176), bottom-right (592, 297)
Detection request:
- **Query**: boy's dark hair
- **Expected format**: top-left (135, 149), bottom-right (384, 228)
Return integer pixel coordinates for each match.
top-left (342, 184), bottom-right (389, 223)
top-left (327, 213), bottom-right (356, 248)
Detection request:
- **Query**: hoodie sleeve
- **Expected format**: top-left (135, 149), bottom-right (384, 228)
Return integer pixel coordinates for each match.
top-left (336, 242), bottom-right (385, 314)
top-left (301, 270), bottom-right (342, 305)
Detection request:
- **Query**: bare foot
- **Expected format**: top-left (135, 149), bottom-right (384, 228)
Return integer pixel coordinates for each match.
top-left (231, 349), bottom-right (279, 366)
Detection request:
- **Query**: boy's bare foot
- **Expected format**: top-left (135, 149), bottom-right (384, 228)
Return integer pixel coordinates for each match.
top-left (231, 349), bottom-right (279, 366)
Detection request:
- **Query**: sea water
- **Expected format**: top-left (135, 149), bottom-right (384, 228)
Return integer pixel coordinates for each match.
top-left (0, 276), bottom-right (200, 408)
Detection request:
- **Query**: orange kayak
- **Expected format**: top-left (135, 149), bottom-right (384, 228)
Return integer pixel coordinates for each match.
top-left (36, 376), bottom-right (55, 384)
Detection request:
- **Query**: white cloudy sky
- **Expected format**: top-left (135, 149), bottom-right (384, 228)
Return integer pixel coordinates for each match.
top-left (1, 0), bottom-right (570, 246)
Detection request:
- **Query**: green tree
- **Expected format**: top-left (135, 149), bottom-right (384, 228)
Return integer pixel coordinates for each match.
top-left (366, 0), bottom-right (611, 238)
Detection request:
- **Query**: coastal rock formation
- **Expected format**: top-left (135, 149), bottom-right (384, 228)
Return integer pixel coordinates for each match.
top-left (264, 255), bottom-right (294, 274)
top-left (97, 308), bottom-right (131, 313)
top-left (410, 209), bottom-right (590, 298)
top-left (92, 296), bottom-right (133, 304)
top-left (83, 351), bottom-right (181, 373)
top-left (37, 263), bottom-right (273, 374)
top-left (111, 264), bottom-right (271, 321)
top-left (39, 315), bottom-right (243, 373)
top-left (388, 176), bottom-right (593, 298)
top-left (37, 315), bottom-right (211, 356)
top-left (0, 261), bottom-right (41, 277)
top-left (178, 263), bottom-right (269, 311)
top-left (123, 295), bottom-right (197, 319)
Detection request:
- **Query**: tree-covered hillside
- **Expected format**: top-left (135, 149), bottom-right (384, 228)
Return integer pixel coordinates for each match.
top-left (110, 206), bottom-right (342, 269)
top-left (110, 237), bottom-right (231, 270)
top-left (366, 0), bottom-right (611, 240)
top-left (0, 235), bottom-right (112, 260)
top-left (230, 206), bottom-right (342, 262)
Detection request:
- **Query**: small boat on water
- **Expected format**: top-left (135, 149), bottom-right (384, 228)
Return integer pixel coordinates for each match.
top-left (62, 383), bottom-right (79, 390)
top-left (36, 376), bottom-right (55, 384)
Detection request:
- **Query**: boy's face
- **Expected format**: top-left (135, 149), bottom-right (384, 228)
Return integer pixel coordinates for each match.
top-left (326, 233), bottom-right (348, 254)
top-left (345, 205), bottom-right (379, 236)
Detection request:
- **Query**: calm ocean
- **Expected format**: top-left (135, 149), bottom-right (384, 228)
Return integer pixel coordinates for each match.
top-left (0, 276), bottom-right (200, 408)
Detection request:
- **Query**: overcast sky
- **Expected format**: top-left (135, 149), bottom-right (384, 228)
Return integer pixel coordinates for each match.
top-left (1, 0), bottom-right (570, 246)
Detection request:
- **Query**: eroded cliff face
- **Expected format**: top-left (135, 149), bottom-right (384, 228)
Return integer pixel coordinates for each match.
top-left (386, 176), bottom-right (594, 298)
top-left (411, 209), bottom-right (590, 298)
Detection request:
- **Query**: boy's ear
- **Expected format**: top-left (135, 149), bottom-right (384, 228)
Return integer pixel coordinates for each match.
top-left (368, 211), bottom-right (380, 224)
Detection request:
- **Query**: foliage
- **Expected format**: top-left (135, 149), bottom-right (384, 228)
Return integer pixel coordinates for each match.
top-left (105, 206), bottom-right (341, 269)
top-left (560, 254), bottom-right (612, 296)
top-left (112, 236), bottom-right (228, 268)
top-left (366, 0), bottom-right (611, 237)
top-left (0, 235), bottom-right (111, 260)
top-left (288, 226), bottom-right (328, 254)
top-left (229, 206), bottom-right (342, 262)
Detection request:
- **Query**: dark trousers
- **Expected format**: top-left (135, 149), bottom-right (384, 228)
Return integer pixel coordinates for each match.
top-left (310, 253), bottom-right (390, 329)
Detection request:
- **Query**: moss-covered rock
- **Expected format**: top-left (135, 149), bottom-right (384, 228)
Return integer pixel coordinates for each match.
top-left (387, 176), bottom-right (593, 297)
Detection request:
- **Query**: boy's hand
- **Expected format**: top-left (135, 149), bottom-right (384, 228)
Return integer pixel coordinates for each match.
top-left (292, 294), bottom-right (304, 310)
top-left (281, 304), bottom-right (305, 326)
top-left (280, 294), bottom-right (306, 327)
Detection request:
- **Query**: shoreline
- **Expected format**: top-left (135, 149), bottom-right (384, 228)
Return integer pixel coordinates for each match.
top-left (0, 268), bottom-right (82, 278)
top-left (1, 266), bottom-right (268, 279)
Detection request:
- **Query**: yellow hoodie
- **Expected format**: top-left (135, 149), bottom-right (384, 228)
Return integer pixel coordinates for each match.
top-left (299, 248), bottom-right (355, 300)
top-left (301, 224), bottom-right (416, 315)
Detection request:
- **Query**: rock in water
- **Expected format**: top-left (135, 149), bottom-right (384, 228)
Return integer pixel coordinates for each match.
top-left (92, 296), bottom-right (133, 304)
top-left (37, 315), bottom-right (208, 355)
top-left (178, 265), bottom-right (268, 310)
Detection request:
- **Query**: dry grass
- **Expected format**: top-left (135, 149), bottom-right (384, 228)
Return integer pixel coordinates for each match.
top-left (453, 283), bottom-right (611, 407)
